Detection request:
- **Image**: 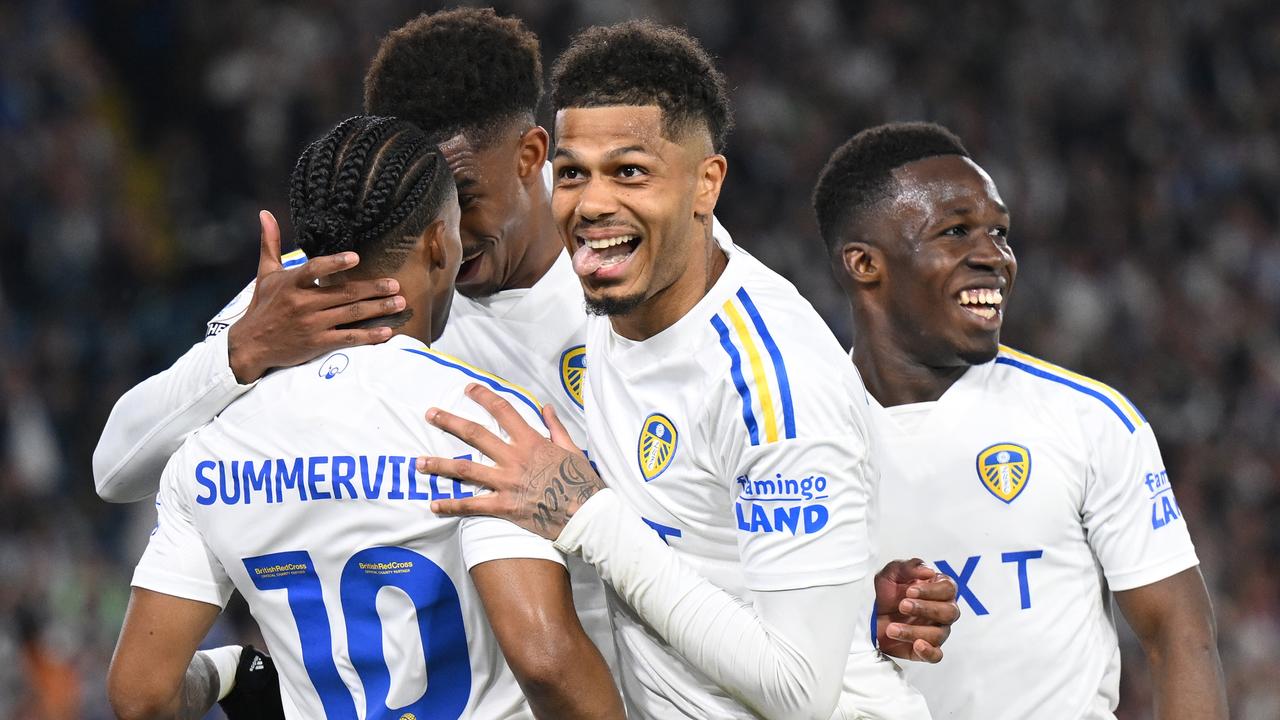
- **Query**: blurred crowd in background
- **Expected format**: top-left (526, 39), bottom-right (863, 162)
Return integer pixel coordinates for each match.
top-left (1, 0), bottom-right (1277, 717)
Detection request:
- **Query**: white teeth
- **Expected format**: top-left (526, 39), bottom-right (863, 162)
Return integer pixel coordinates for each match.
top-left (971, 306), bottom-right (997, 319)
top-left (585, 235), bottom-right (636, 250)
top-left (958, 288), bottom-right (1003, 306)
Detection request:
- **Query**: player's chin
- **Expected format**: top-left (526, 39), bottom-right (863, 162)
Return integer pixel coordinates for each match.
top-left (455, 266), bottom-right (502, 300)
top-left (953, 333), bottom-right (1001, 365)
top-left (455, 249), bottom-right (499, 299)
top-left (583, 287), bottom-right (646, 317)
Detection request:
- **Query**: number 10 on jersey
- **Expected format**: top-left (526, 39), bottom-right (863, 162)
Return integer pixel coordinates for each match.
top-left (244, 547), bottom-right (470, 719)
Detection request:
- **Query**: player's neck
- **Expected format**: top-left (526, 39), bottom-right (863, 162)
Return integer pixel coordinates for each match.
top-left (611, 223), bottom-right (727, 341)
top-left (852, 332), bottom-right (971, 406)
top-left (501, 187), bottom-right (563, 291)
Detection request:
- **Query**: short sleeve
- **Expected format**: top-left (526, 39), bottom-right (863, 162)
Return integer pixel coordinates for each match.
top-left (131, 463), bottom-right (235, 607)
top-left (730, 434), bottom-right (874, 592)
top-left (717, 354), bottom-right (876, 593)
top-left (458, 516), bottom-right (567, 569)
top-left (439, 382), bottom-right (564, 569)
top-left (1081, 420), bottom-right (1199, 591)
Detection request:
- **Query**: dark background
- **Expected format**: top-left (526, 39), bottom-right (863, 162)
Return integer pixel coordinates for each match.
top-left (1, 0), bottom-right (1277, 717)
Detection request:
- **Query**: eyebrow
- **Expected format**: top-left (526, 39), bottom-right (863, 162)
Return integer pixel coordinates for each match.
top-left (454, 177), bottom-right (478, 192)
top-left (553, 145), bottom-right (656, 162)
top-left (942, 202), bottom-right (1010, 218)
top-left (605, 145), bottom-right (652, 160)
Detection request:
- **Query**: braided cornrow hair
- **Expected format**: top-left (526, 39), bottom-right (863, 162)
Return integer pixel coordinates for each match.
top-left (289, 115), bottom-right (453, 273)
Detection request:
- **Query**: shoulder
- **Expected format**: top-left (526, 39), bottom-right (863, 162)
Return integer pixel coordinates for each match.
top-left (991, 345), bottom-right (1148, 435)
top-left (702, 271), bottom-right (862, 444)
top-left (389, 341), bottom-right (545, 426)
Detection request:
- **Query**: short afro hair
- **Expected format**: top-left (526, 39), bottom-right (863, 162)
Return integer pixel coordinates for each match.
top-left (550, 21), bottom-right (733, 153)
top-left (813, 122), bottom-right (969, 255)
top-left (364, 8), bottom-right (542, 147)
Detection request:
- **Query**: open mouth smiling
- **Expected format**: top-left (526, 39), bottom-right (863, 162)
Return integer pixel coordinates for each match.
top-left (572, 232), bottom-right (643, 278)
top-left (957, 286), bottom-right (1004, 320)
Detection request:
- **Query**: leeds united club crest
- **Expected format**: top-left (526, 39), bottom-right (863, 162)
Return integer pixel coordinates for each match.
top-left (976, 442), bottom-right (1031, 503)
top-left (638, 413), bottom-right (678, 481)
top-left (560, 345), bottom-right (586, 409)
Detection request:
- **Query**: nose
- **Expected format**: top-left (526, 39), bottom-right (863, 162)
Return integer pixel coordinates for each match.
top-left (966, 231), bottom-right (1014, 275)
top-left (575, 176), bottom-right (619, 221)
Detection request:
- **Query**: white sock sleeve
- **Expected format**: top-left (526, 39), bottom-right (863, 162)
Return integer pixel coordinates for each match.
top-left (196, 644), bottom-right (244, 701)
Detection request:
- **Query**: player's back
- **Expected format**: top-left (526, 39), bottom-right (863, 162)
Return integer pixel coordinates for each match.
top-left (153, 334), bottom-right (556, 719)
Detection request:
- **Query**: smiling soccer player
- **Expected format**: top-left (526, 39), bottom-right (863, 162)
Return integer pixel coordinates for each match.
top-left (420, 22), bottom-right (936, 720)
top-left (814, 121), bottom-right (1228, 720)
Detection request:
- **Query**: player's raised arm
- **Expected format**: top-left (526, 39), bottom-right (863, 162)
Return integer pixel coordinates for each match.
top-left (92, 210), bottom-right (404, 502)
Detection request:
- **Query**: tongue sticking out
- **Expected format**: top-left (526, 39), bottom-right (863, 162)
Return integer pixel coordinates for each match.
top-left (572, 241), bottom-right (635, 277)
top-left (573, 243), bottom-right (605, 276)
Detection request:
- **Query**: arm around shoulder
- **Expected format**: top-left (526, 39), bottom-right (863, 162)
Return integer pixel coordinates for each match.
top-left (557, 489), bottom-right (892, 720)
top-left (93, 331), bottom-right (254, 503)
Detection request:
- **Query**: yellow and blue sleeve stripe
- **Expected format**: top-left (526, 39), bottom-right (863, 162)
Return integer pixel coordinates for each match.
top-left (709, 288), bottom-right (796, 445)
top-left (281, 249), bottom-right (307, 268)
top-left (995, 345), bottom-right (1146, 433)
top-left (401, 346), bottom-right (544, 420)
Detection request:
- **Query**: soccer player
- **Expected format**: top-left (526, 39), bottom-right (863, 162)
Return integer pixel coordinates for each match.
top-left (93, 6), bottom-right (956, 676)
top-left (107, 115), bottom-right (622, 719)
top-left (420, 22), bottom-right (935, 720)
top-left (810, 122), bottom-right (1228, 719)
top-left (95, 6), bottom-right (622, 676)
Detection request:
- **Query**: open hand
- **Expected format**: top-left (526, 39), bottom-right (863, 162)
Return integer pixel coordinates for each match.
top-left (227, 210), bottom-right (406, 382)
top-left (418, 384), bottom-right (604, 539)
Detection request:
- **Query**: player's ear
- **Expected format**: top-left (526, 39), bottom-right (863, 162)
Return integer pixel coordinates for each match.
top-left (516, 126), bottom-right (549, 184)
top-left (841, 241), bottom-right (882, 286)
top-left (692, 154), bottom-right (727, 219)
top-left (421, 219), bottom-right (449, 270)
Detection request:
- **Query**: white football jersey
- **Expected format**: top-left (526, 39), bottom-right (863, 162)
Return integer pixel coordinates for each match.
top-left (204, 209), bottom-right (616, 669)
top-left (132, 334), bottom-right (563, 720)
top-left (435, 251), bottom-right (589, 450)
top-left (582, 238), bottom-right (920, 718)
top-left (873, 345), bottom-right (1200, 720)
top-left (433, 250), bottom-right (618, 671)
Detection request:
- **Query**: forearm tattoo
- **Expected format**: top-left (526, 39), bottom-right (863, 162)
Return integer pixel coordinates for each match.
top-left (528, 453), bottom-right (602, 535)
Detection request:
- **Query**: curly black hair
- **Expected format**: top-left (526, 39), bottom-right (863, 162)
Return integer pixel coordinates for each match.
top-left (288, 115), bottom-right (453, 274)
top-left (363, 7), bottom-right (542, 147)
top-left (550, 20), bottom-right (733, 152)
top-left (813, 122), bottom-right (969, 256)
